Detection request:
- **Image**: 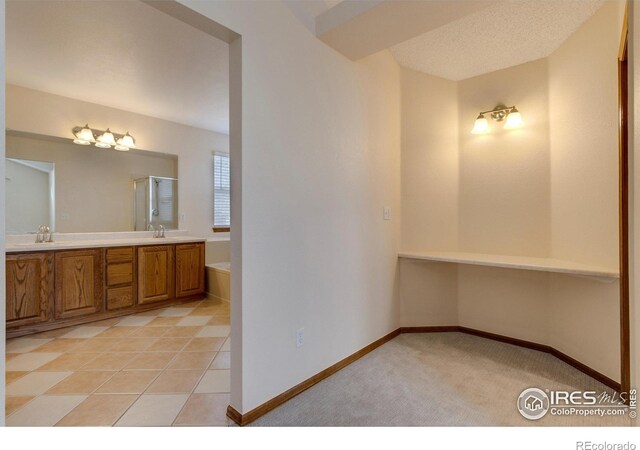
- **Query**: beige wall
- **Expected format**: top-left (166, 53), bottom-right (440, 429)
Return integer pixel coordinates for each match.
top-left (401, 68), bottom-right (458, 252)
top-left (549, 1), bottom-right (622, 269)
top-left (5, 85), bottom-right (229, 238)
top-left (6, 133), bottom-right (176, 233)
top-left (458, 58), bottom-right (551, 257)
top-left (182, 0), bottom-right (402, 414)
top-left (400, 2), bottom-right (624, 382)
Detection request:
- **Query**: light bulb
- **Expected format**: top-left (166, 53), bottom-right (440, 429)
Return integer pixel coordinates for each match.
top-left (504, 108), bottom-right (523, 129)
top-left (73, 124), bottom-right (94, 145)
top-left (471, 114), bottom-right (489, 134)
top-left (116, 132), bottom-right (135, 149)
top-left (96, 128), bottom-right (117, 148)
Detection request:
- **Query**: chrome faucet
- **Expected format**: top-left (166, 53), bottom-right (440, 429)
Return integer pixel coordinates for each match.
top-left (147, 223), bottom-right (165, 238)
top-left (34, 225), bottom-right (53, 243)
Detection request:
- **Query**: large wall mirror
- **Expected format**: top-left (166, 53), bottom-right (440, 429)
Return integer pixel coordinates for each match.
top-left (6, 130), bottom-right (179, 234)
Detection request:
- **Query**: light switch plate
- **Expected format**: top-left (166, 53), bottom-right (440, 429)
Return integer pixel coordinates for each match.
top-left (383, 207), bottom-right (391, 220)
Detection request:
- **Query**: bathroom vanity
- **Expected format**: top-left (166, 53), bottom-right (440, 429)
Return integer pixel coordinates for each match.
top-left (6, 234), bottom-right (206, 338)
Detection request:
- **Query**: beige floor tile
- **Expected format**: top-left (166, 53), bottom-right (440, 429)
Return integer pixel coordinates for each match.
top-left (6, 396), bottom-right (34, 416)
top-left (145, 370), bottom-right (204, 394)
top-left (209, 352), bottom-right (230, 370)
top-left (135, 309), bottom-right (163, 317)
top-left (207, 316), bottom-right (230, 325)
top-left (6, 338), bottom-right (53, 353)
top-left (146, 317), bottom-right (181, 327)
top-left (194, 370), bottom-right (230, 393)
top-left (163, 326), bottom-right (203, 337)
top-left (59, 326), bottom-right (109, 339)
top-left (69, 338), bottom-right (122, 353)
top-left (81, 352), bottom-right (137, 371)
top-left (37, 352), bottom-right (100, 371)
top-left (31, 338), bottom-right (86, 353)
top-left (56, 394), bottom-right (137, 426)
top-left (159, 307), bottom-right (194, 317)
top-left (221, 338), bottom-right (230, 351)
top-left (196, 326), bottom-right (230, 338)
top-left (176, 316), bottom-right (210, 327)
top-left (96, 327), bottom-right (137, 338)
top-left (7, 371), bottom-right (72, 395)
top-left (189, 307), bottom-right (218, 316)
top-left (90, 317), bottom-right (122, 327)
top-left (146, 338), bottom-right (190, 352)
top-left (183, 337), bottom-right (225, 352)
top-left (31, 327), bottom-right (78, 339)
top-left (167, 352), bottom-right (215, 370)
top-left (6, 371), bottom-right (29, 384)
top-left (108, 338), bottom-right (158, 352)
top-left (115, 316), bottom-right (154, 327)
top-left (6, 395), bottom-right (87, 426)
top-left (124, 352), bottom-right (177, 370)
top-left (96, 370), bottom-right (160, 394)
top-left (174, 393), bottom-right (230, 426)
top-left (116, 394), bottom-right (189, 426)
top-left (130, 326), bottom-right (170, 338)
top-left (46, 371), bottom-right (115, 394)
top-left (6, 352), bottom-right (63, 371)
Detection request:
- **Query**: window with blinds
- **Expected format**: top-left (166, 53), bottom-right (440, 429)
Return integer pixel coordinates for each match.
top-left (213, 153), bottom-right (230, 230)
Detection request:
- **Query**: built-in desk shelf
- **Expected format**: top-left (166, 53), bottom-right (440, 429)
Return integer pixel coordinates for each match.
top-left (398, 251), bottom-right (619, 281)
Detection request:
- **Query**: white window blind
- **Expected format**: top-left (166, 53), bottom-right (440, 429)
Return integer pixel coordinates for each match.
top-left (214, 153), bottom-right (230, 228)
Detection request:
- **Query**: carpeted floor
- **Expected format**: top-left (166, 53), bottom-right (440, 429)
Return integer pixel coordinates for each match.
top-left (251, 333), bottom-right (633, 426)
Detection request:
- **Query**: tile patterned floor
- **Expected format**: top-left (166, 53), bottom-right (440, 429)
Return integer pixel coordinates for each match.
top-left (5, 298), bottom-right (232, 426)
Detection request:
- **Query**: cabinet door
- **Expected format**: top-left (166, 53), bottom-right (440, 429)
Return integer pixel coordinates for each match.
top-left (6, 253), bottom-right (54, 328)
top-left (138, 245), bottom-right (174, 304)
top-left (55, 249), bottom-right (104, 319)
top-left (176, 243), bottom-right (205, 298)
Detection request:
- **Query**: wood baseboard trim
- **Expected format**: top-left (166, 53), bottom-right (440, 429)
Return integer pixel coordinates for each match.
top-left (226, 328), bottom-right (401, 426)
top-left (227, 325), bottom-right (619, 426)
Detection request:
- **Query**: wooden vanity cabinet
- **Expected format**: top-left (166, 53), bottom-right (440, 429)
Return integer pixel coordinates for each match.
top-left (137, 245), bottom-right (175, 304)
top-left (6, 252), bottom-right (54, 328)
top-left (176, 243), bottom-right (205, 298)
top-left (54, 248), bottom-right (104, 319)
top-left (7, 241), bottom-right (205, 337)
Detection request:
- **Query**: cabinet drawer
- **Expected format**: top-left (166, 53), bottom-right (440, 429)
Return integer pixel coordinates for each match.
top-left (106, 247), bottom-right (134, 263)
top-left (107, 262), bottom-right (133, 287)
top-left (106, 286), bottom-right (134, 310)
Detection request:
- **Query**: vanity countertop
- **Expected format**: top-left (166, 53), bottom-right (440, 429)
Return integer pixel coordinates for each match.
top-left (6, 231), bottom-right (206, 253)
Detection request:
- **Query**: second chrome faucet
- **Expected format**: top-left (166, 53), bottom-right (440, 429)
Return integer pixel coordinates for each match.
top-left (147, 224), bottom-right (165, 238)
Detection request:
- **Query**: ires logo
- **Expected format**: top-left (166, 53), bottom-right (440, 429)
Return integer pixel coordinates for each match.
top-left (517, 388), bottom-right (630, 420)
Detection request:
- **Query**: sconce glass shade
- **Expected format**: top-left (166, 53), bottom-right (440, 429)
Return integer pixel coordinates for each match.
top-left (471, 114), bottom-right (489, 134)
top-left (73, 124), bottom-right (95, 145)
top-left (504, 108), bottom-right (523, 129)
top-left (96, 129), bottom-right (117, 148)
top-left (115, 132), bottom-right (135, 151)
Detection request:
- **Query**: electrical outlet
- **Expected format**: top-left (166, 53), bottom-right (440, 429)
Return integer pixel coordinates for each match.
top-left (383, 207), bottom-right (391, 220)
top-left (296, 328), bottom-right (305, 348)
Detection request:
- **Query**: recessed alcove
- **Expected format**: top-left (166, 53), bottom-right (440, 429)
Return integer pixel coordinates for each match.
top-left (399, 1), bottom-right (624, 386)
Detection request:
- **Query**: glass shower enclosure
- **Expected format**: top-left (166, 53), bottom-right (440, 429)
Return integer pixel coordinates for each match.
top-left (134, 176), bottom-right (178, 231)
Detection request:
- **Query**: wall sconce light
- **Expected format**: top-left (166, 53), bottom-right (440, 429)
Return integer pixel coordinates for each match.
top-left (72, 125), bottom-right (135, 151)
top-left (471, 104), bottom-right (523, 134)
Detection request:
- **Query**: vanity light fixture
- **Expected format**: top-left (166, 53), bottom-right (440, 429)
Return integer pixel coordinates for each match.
top-left (72, 126), bottom-right (135, 151)
top-left (471, 104), bottom-right (523, 134)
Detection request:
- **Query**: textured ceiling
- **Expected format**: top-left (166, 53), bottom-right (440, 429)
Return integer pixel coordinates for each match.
top-left (390, 0), bottom-right (606, 81)
top-left (6, 0), bottom-right (229, 134)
